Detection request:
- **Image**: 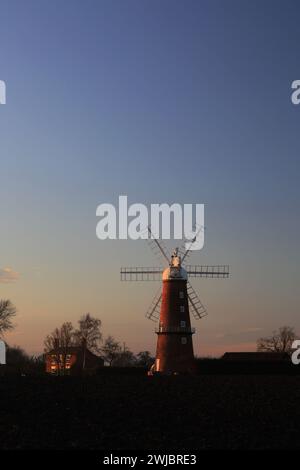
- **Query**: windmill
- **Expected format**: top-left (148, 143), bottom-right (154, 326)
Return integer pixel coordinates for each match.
top-left (120, 226), bottom-right (229, 375)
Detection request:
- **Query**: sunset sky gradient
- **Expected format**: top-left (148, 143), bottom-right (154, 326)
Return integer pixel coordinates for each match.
top-left (0, 0), bottom-right (299, 356)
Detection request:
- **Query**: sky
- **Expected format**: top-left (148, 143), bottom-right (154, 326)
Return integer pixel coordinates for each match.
top-left (0, 0), bottom-right (300, 357)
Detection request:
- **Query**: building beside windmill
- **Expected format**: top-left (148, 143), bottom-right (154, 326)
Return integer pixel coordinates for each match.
top-left (221, 352), bottom-right (290, 362)
top-left (45, 340), bottom-right (104, 375)
top-left (121, 227), bottom-right (229, 375)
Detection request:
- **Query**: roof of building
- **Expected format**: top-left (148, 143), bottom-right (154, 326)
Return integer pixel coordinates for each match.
top-left (46, 346), bottom-right (103, 360)
top-left (221, 352), bottom-right (290, 362)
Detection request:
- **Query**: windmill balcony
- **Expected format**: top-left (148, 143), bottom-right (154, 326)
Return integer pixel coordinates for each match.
top-left (155, 325), bottom-right (195, 334)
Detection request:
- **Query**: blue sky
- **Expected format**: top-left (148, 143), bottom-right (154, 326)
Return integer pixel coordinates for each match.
top-left (0, 0), bottom-right (299, 355)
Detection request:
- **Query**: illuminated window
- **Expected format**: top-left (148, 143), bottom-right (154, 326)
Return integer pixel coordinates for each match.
top-left (180, 306), bottom-right (185, 313)
top-left (181, 337), bottom-right (187, 345)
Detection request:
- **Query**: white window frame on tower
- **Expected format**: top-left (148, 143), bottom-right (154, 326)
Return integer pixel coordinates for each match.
top-left (179, 291), bottom-right (184, 299)
top-left (181, 337), bottom-right (187, 345)
top-left (180, 305), bottom-right (185, 313)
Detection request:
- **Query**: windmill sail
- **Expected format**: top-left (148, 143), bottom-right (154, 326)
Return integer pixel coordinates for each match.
top-left (147, 226), bottom-right (170, 265)
top-left (187, 282), bottom-right (208, 320)
top-left (181, 224), bottom-right (205, 263)
top-left (186, 265), bottom-right (229, 278)
top-left (145, 289), bottom-right (162, 322)
top-left (120, 267), bottom-right (162, 281)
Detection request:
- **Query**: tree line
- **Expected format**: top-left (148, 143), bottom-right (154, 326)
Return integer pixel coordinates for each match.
top-left (0, 298), bottom-right (299, 372)
top-left (43, 313), bottom-right (154, 369)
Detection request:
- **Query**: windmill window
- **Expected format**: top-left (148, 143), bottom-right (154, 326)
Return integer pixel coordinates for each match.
top-left (180, 321), bottom-right (186, 328)
top-left (179, 291), bottom-right (184, 299)
top-left (181, 337), bottom-right (187, 345)
top-left (180, 306), bottom-right (185, 313)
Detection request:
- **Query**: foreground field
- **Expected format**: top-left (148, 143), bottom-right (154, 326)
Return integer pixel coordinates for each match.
top-left (0, 374), bottom-right (300, 449)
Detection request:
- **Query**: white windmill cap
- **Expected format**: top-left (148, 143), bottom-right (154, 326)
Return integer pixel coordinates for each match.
top-left (162, 266), bottom-right (188, 281)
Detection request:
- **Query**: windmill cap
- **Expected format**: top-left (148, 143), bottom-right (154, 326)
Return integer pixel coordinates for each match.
top-left (162, 266), bottom-right (188, 281)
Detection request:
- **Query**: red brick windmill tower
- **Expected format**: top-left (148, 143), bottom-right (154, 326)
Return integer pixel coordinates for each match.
top-left (121, 227), bottom-right (229, 374)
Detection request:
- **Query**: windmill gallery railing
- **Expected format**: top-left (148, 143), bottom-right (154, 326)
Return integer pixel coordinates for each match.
top-left (155, 325), bottom-right (196, 334)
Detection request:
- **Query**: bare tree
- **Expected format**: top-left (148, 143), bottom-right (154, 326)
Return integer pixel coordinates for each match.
top-left (6, 345), bottom-right (29, 365)
top-left (44, 327), bottom-right (60, 354)
top-left (101, 336), bottom-right (122, 366)
top-left (136, 351), bottom-right (155, 368)
top-left (44, 322), bottom-right (74, 373)
top-left (257, 326), bottom-right (297, 353)
top-left (0, 300), bottom-right (16, 336)
top-left (73, 313), bottom-right (102, 354)
top-left (112, 344), bottom-right (136, 367)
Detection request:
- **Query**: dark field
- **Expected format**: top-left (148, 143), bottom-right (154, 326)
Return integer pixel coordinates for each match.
top-left (1, 374), bottom-right (300, 450)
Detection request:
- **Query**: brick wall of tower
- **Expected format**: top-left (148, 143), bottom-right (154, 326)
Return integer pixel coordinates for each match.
top-left (155, 279), bottom-right (196, 374)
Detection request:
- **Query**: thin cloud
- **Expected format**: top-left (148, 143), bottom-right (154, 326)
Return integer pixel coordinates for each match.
top-left (0, 267), bottom-right (20, 283)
